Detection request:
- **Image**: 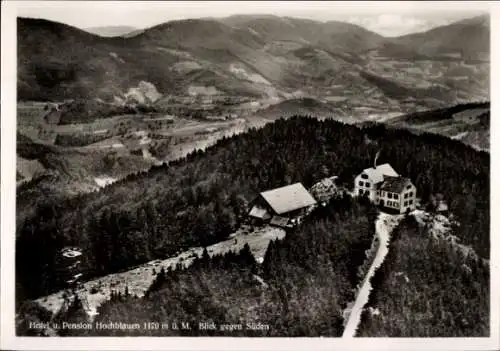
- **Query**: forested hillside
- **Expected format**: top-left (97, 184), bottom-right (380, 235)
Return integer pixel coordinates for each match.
top-left (18, 15), bottom-right (489, 107)
top-left (381, 101), bottom-right (490, 151)
top-left (18, 196), bottom-right (377, 337)
top-left (16, 117), bottom-right (489, 304)
top-left (358, 216), bottom-right (489, 336)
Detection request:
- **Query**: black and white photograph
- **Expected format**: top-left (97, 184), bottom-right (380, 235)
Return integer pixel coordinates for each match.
top-left (1, 0), bottom-right (498, 349)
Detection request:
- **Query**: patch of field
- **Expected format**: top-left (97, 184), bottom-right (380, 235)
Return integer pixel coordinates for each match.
top-left (187, 85), bottom-right (221, 96)
top-left (155, 47), bottom-right (193, 59)
top-left (229, 64), bottom-right (272, 85)
top-left (163, 119), bottom-right (249, 161)
top-left (94, 176), bottom-right (118, 188)
top-left (83, 137), bottom-right (125, 150)
top-left (172, 61), bottom-right (203, 74)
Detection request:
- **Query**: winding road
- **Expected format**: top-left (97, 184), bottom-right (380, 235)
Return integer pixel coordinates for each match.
top-left (342, 212), bottom-right (403, 338)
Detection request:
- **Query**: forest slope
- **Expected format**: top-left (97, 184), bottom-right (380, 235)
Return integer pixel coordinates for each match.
top-left (19, 196), bottom-right (377, 337)
top-left (357, 216), bottom-right (489, 336)
top-left (381, 101), bottom-right (490, 151)
top-left (16, 117), bottom-right (489, 305)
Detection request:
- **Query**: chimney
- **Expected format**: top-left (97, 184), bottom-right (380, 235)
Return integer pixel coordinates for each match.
top-left (374, 150), bottom-right (381, 169)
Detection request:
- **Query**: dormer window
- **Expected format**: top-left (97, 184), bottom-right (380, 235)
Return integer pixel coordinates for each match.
top-left (361, 174), bottom-right (368, 179)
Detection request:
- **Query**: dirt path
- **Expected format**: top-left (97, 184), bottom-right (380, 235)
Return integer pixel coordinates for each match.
top-left (35, 225), bottom-right (285, 317)
top-left (342, 212), bottom-right (403, 338)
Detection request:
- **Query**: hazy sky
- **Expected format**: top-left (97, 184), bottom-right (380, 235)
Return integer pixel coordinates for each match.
top-left (13, 1), bottom-right (491, 37)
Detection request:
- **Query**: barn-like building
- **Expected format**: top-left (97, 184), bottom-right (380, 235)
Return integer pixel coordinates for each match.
top-left (248, 183), bottom-right (317, 228)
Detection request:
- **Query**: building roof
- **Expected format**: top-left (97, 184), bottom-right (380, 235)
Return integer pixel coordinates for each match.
top-left (260, 183), bottom-right (317, 215)
top-left (249, 206), bottom-right (270, 219)
top-left (361, 163), bottom-right (399, 183)
top-left (379, 176), bottom-right (411, 193)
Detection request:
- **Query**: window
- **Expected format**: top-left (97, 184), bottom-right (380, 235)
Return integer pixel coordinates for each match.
top-left (409, 192), bottom-right (413, 197)
top-left (366, 182), bottom-right (371, 188)
top-left (409, 200), bottom-right (413, 205)
top-left (404, 201), bottom-right (408, 206)
top-left (407, 185), bottom-right (412, 189)
top-left (359, 189), bottom-right (363, 195)
top-left (377, 191), bottom-right (380, 196)
top-left (388, 193), bottom-right (393, 199)
top-left (358, 181), bottom-right (363, 187)
top-left (404, 193), bottom-right (408, 199)
top-left (361, 174), bottom-right (368, 179)
top-left (394, 194), bottom-right (399, 200)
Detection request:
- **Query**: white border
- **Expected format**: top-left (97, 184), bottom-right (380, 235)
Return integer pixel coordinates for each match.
top-left (1, 2), bottom-right (499, 350)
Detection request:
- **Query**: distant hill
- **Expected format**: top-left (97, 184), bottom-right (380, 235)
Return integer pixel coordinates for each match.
top-left (383, 101), bottom-right (490, 151)
top-left (255, 97), bottom-right (354, 122)
top-left (375, 15), bottom-right (490, 60)
top-left (17, 15), bottom-right (490, 115)
top-left (84, 25), bottom-right (138, 37)
top-left (219, 14), bottom-right (385, 54)
top-left (16, 132), bottom-right (152, 226)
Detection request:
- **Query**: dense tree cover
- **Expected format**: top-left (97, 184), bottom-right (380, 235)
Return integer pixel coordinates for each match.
top-left (56, 99), bottom-right (158, 125)
top-left (359, 71), bottom-right (456, 103)
top-left (388, 101), bottom-right (490, 125)
top-left (17, 195), bottom-right (376, 337)
top-left (16, 116), bottom-right (489, 302)
top-left (358, 216), bottom-right (489, 337)
top-left (54, 132), bottom-right (111, 147)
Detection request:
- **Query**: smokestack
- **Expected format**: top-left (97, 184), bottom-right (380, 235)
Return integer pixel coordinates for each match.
top-left (374, 150), bottom-right (381, 169)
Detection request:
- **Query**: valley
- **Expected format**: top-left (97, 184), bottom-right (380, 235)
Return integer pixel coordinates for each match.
top-left (12, 11), bottom-right (491, 339)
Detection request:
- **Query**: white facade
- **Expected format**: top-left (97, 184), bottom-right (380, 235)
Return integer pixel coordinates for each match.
top-left (377, 182), bottom-right (417, 214)
top-left (354, 163), bottom-right (399, 202)
top-left (354, 163), bottom-right (417, 214)
top-left (354, 173), bottom-right (378, 202)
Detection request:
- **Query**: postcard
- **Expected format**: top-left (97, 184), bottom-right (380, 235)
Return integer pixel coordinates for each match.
top-left (1, 1), bottom-right (498, 350)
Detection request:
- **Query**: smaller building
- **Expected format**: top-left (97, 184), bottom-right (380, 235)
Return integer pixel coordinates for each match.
top-left (377, 176), bottom-right (417, 214)
top-left (248, 183), bottom-right (317, 227)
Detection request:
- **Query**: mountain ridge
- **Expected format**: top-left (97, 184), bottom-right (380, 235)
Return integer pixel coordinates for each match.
top-left (17, 14), bottom-right (489, 111)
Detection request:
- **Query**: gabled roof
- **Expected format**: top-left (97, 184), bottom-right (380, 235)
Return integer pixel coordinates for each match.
top-left (261, 183), bottom-right (317, 215)
top-left (379, 176), bottom-right (412, 193)
top-left (361, 163), bottom-right (399, 183)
